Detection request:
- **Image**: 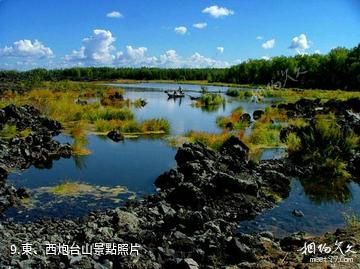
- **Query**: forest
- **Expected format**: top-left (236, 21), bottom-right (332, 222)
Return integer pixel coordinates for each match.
top-left (1, 43), bottom-right (359, 91)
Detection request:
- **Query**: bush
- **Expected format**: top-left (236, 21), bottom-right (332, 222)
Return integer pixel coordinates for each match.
top-left (286, 114), bottom-right (359, 177)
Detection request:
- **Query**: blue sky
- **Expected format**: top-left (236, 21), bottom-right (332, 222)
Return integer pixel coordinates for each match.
top-left (0, 0), bottom-right (359, 69)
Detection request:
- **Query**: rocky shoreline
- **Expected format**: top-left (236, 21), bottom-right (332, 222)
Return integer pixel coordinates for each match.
top-left (0, 102), bottom-right (359, 268)
top-left (0, 105), bottom-right (72, 213)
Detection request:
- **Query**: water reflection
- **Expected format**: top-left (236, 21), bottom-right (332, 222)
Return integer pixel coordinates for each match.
top-left (301, 177), bottom-right (352, 204)
top-left (239, 179), bottom-right (360, 236)
top-left (73, 154), bottom-right (88, 170)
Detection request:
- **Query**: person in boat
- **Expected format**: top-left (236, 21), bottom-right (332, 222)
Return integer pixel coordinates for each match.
top-left (178, 86), bottom-right (183, 94)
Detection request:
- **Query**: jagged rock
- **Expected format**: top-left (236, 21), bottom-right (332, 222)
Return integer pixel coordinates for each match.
top-left (227, 238), bottom-right (256, 263)
top-left (253, 110), bottom-right (264, 120)
top-left (107, 130), bottom-right (124, 142)
top-left (167, 182), bottom-right (205, 208)
top-left (292, 209), bottom-right (304, 217)
top-left (240, 113), bottom-right (251, 123)
top-left (112, 209), bottom-right (139, 233)
top-left (0, 105), bottom-right (72, 213)
top-left (177, 258), bottom-right (199, 269)
top-left (214, 172), bottom-right (258, 196)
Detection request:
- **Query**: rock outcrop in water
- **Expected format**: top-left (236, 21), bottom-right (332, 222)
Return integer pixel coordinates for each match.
top-left (0, 135), bottom-right (299, 268)
top-left (0, 105), bottom-right (72, 213)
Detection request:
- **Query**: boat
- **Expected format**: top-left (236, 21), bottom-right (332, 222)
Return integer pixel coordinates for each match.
top-left (165, 90), bottom-right (185, 98)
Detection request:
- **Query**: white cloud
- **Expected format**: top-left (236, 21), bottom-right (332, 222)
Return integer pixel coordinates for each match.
top-left (314, 49), bottom-right (321, 54)
top-left (216, 46), bottom-right (224, 54)
top-left (106, 11), bottom-right (123, 18)
top-left (174, 26), bottom-right (187, 35)
top-left (262, 39), bottom-right (275, 49)
top-left (193, 22), bottom-right (207, 29)
top-left (202, 5), bottom-right (234, 18)
top-left (261, 56), bottom-right (271, 60)
top-left (46, 29), bottom-right (230, 68)
top-left (256, 36), bottom-right (263, 40)
top-left (289, 34), bottom-right (310, 54)
top-left (188, 52), bottom-right (229, 68)
top-left (117, 45), bottom-right (157, 66)
top-left (158, 50), bottom-right (182, 67)
top-left (157, 50), bottom-right (228, 68)
top-left (0, 39), bottom-right (53, 58)
top-left (65, 29), bottom-right (116, 64)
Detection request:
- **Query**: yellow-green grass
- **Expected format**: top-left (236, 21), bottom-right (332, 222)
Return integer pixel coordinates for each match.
top-left (94, 118), bottom-right (170, 134)
top-left (185, 131), bottom-right (232, 150)
top-left (69, 122), bottom-right (92, 155)
top-left (46, 181), bottom-right (127, 198)
top-left (262, 88), bottom-right (360, 101)
top-left (0, 124), bottom-right (32, 139)
top-left (194, 93), bottom-right (225, 109)
top-left (0, 82), bottom-right (169, 136)
top-left (216, 107), bottom-right (250, 130)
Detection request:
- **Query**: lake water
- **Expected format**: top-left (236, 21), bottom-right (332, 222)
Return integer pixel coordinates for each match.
top-left (3, 82), bottom-right (360, 237)
top-left (107, 82), bottom-right (232, 93)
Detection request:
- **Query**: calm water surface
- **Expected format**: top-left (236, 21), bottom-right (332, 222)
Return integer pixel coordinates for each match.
top-left (4, 83), bottom-right (360, 236)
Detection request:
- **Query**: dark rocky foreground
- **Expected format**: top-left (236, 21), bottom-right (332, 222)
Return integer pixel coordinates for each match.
top-left (0, 135), bottom-right (344, 269)
top-left (0, 136), bottom-right (297, 269)
top-left (0, 105), bottom-right (72, 213)
top-left (0, 102), bottom-right (359, 268)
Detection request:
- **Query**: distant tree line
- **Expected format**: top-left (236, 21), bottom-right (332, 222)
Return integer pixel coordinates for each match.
top-left (1, 44), bottom-right (360, 91)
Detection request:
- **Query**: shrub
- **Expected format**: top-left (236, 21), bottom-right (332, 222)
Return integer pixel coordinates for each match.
top-left (286, 114), bottom-right (359, 177)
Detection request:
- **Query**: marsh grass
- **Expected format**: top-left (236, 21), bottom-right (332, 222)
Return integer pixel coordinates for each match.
top-left (0, 124), bottom-right (32, 139)
top-left (226, 88), bottom-right (254, 99)
top-left (185, 131), bottom-right (231, 150)
top-left (243, 107), bottom-right (286, 150)
top-left (0, 124), bottom-right (17, 138)
top-left (247, 121), bottom-right (282, 147)
top-left (70, 122), bottom-right (91, 155)
top-left (216, 107), bottom-right (250, 130)
top-left (84, 107), bottom-right (134, 122)
top-left (344, 213), bottom-right (360, 229)
top-left (1, 82), bottom-right (162, 136)
top-left (263, 88), bottom-right (360, 101)
top-left (195, 93), bottom-right (225, 108)
top-left (142, 118), bottom-right (170, 133)
top-left (94, 118), bottom-right (170, 134)
top-left (286, 114), bottom-right (359, 177)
